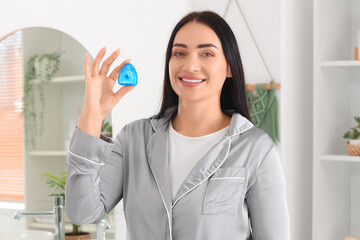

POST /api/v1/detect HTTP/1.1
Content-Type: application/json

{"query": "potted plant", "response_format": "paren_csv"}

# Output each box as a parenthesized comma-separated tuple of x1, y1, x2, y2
(40, 171, 91, 240)
(343, 116, 360, 156)
(21, 51, 63, 149)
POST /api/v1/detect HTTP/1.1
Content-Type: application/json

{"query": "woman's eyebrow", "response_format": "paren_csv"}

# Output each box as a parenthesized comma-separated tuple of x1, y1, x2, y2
(172, 43, 218, 49)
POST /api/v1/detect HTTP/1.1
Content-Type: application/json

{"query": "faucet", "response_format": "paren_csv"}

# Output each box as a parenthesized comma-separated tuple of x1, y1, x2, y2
(13, 196, 65, 240)
(97, 215, 111, 240)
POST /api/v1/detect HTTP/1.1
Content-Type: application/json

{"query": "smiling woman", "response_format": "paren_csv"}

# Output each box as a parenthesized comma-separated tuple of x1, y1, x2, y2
(168, 21, 232, 131)
(156, 12, 249, 139)
(65, 10, 290, 240)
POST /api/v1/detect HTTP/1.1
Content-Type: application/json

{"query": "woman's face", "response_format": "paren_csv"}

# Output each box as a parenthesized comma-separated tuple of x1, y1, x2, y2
(169, 21, 231, 103)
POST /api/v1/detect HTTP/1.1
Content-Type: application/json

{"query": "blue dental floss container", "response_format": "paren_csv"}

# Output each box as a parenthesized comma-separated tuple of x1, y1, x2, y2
(118, 63, 138, 86)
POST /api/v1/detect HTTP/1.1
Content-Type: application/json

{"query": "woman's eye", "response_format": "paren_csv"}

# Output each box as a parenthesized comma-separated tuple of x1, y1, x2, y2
(202, 52, 213, 57)
(174, 52, 184, 57)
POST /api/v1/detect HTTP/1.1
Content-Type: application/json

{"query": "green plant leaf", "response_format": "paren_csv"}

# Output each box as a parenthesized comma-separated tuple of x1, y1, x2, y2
(39, 171, 66, 195)
(22, 51, 64, 149)
(40, 170, 81, 232)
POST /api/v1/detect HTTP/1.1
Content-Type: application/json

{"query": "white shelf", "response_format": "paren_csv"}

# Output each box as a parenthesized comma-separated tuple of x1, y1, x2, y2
(31, 75, 85, 84)
(320, 60, 360, 68)
(29, 151, 68, 156)
(319, 154, 360, 162)
(313, 0, 360, 238)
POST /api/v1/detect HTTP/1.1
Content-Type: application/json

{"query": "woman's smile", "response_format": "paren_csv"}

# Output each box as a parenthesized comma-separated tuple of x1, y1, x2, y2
(178, 77, 205, 87)
(178, 74, 206, 87)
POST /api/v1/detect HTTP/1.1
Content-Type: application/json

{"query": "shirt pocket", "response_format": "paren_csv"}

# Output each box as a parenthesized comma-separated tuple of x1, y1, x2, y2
(203, 167, 246, 215)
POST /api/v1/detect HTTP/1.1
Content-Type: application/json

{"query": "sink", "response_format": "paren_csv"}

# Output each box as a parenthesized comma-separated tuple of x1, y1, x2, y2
(0, 230, 55, 240)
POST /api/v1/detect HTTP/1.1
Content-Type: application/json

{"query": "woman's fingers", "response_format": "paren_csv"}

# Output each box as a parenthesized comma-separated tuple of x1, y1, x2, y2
(108, 59, 131, 81)
(84, 53, 91, 80)
(99, 48, 120, 76)
(114, 85, 135, 104)
(91, 47, 106, 77)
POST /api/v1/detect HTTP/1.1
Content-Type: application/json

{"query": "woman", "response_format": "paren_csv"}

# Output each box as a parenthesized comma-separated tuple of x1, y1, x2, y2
(65, 10, 290, 240)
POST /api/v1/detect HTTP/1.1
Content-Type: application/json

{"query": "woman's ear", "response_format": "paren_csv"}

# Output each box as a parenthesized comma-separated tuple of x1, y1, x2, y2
(227, 66, 232, 78)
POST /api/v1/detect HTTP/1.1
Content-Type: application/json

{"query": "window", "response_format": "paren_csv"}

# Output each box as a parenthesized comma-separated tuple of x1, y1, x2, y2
(0, 31, 24, 201)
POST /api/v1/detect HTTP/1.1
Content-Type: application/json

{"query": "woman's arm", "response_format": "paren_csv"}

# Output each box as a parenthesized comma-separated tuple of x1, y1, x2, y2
(246, 146, 291, 240)
(65, 124, 127, 225)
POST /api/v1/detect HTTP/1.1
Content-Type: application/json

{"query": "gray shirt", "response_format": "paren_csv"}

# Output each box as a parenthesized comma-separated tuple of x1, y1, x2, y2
(65, 105, 290, 240)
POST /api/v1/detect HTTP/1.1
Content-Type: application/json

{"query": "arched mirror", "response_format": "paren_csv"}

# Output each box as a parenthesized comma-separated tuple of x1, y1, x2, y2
(0, 27, 114, 239)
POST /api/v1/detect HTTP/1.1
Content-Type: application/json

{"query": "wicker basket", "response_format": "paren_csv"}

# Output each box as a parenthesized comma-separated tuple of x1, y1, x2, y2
(346, 144, 360, 156)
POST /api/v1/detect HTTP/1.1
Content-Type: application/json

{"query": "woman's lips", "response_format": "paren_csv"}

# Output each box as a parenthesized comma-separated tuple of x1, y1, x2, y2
(179, 75, 205, 80)
(178, 77, 205, 87)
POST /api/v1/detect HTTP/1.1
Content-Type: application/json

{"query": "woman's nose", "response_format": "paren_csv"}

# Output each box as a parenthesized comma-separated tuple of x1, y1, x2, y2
(183, 55, 201, 72)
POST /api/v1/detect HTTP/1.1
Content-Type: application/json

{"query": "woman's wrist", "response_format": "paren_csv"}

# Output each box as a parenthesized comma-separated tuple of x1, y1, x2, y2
(77, 114, 104, 138)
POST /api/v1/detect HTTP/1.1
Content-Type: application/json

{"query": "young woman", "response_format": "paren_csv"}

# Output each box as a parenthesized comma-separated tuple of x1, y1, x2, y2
(65, 11, 290, 240)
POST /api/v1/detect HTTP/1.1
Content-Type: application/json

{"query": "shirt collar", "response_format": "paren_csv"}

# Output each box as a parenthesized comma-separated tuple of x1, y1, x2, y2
(149, 105, 254, 138)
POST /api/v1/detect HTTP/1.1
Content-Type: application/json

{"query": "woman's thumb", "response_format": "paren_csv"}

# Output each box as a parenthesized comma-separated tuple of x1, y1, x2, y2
(114, 85, 135, 103)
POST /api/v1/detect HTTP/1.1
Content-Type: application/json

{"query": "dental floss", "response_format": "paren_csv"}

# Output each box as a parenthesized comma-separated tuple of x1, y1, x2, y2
(118, 63, 138, 86)
(113, 62, 138, 93)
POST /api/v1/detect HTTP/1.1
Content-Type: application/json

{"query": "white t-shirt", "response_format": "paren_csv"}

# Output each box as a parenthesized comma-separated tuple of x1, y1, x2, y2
(168, 120, 230, 200)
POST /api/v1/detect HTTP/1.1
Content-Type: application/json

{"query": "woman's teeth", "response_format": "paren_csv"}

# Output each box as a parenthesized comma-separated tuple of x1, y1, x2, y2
(181, 78, 204, 83)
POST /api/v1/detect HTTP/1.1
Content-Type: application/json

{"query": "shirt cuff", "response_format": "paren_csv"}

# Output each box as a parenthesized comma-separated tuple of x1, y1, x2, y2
(67, 127, 115, 166)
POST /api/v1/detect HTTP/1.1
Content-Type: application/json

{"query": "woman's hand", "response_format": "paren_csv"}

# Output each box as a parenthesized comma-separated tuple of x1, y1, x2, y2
(77, 47, 135, 137)
(81, 47, 135, 120)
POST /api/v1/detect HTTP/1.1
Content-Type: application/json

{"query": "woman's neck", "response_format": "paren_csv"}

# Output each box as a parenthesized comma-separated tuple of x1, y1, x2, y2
(171, 101, 231, 137)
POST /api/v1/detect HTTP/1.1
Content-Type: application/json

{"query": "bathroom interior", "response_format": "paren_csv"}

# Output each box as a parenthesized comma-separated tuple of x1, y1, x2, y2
(1, 0, 360, 239)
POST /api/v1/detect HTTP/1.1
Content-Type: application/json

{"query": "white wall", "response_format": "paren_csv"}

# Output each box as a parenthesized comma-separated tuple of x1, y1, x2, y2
(282, 0, 313, 239)
(0, 0, 314, 239)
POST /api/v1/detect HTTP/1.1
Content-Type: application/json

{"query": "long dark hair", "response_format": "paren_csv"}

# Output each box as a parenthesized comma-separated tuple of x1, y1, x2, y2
(152, 10, 252, 123)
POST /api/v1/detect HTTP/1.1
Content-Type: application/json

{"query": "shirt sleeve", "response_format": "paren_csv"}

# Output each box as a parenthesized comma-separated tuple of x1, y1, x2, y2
(246, 146, 291, 240)
(65, 125, 127, 225)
